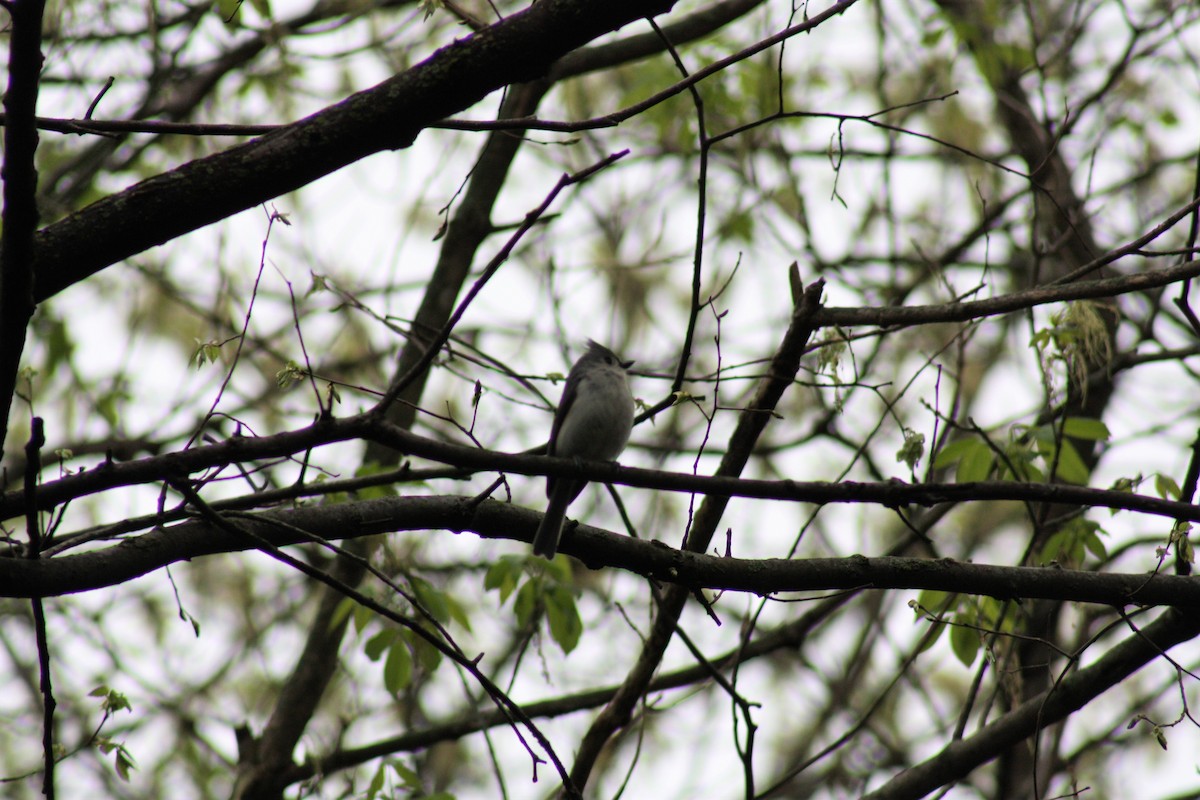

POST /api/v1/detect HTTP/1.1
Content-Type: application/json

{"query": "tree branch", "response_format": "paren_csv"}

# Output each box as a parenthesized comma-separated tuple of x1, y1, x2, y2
(7, 413, 1200, 539)
(0, 0, 47, 456)
(281, 593, 849, 786)
(816, 236, 1200, 329)
(860, 608, 1200, 800)
(29, 0, 680, 305)
(567, 279, 826, 789)
(6, 493, 1200, 608)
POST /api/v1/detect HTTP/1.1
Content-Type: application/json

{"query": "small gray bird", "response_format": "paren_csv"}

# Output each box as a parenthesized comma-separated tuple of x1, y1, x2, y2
(532, 341, 635, 559)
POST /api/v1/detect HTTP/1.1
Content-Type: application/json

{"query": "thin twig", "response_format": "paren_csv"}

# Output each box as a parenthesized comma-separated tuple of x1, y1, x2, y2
(25, 419, 55, 800)
(83, 76, 114, 120)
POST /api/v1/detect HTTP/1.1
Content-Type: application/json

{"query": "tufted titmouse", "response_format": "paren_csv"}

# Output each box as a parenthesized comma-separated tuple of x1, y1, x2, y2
(532, 341, 635, 558)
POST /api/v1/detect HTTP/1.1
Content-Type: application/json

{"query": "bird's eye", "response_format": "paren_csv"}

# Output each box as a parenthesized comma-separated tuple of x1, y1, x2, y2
(605, 356, 613, 364)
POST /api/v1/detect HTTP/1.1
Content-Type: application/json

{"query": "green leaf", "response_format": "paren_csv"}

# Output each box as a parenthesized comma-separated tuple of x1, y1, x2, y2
(419, 0, 443, 21)
(931, 438, 978, 470)
(911, 593, 950, 652)
(366, 762, 387, 798)
(1008, 458, 1044, 483)
(1179, 534, 1195, 571)
(957, 440, 995, 483)
(917, 618, 946, 652)
(192, 339, 225, 368)
(484, 556, 522, 603)
(816, 328, 848, 376)
(545, 586, 583, 654)
(1062, 417, 1110, 441)
(115, 752, 135, 781)
(513, 579, 538, 628)
(102, 741, 136, 782)
(719, 207, 756, 243)
(1029, 326, 1054, 352)
(402, 628, 443, 673)
(444, 594, 472, 631)
(1083, 529, 1108, 560)
(949, 622, 979, 667)
(276, 360, 306, 389)
(915, 589, 950, 614)
(410, 577, 469, 629)
(390, 760, 422, 790)
(1040, 528, 1079, 565)
(1172, 521, 1193, 569)
(978, 596, 1004, 629)
(364, 629, 395, 661)
(1109, 474, 1140, 494)
(931, 438, 998, 482)
(383, 640, 413, 694)
(1050, 438, 1090, 485)
(354, 602, 375, 634)
(896, 428, 925, 470)
(307, 271, 331, 295)
(542, 554, 574, 582)
(1039, 518, 1105, 567)
(1155, 473, 1182, 500)
(90, 686, 132, 714)
(411, 577, 448, 622)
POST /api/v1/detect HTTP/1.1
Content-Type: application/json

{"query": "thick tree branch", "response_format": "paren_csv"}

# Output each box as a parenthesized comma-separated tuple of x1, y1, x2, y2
(0, 0, 773, 140)
(4, 493, 1199, 608)
(28, 0, 678, 304)
(0, 0, 47, 456)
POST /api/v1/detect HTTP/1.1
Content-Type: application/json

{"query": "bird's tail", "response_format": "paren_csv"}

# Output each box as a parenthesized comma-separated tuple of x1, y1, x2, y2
(532, 481, 577, 558)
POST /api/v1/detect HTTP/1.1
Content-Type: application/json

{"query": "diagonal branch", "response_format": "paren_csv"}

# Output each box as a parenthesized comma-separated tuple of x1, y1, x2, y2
(28, 0, 678, 305)
(860, 608, 1200, 800)
(567, 279, 826, 790)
